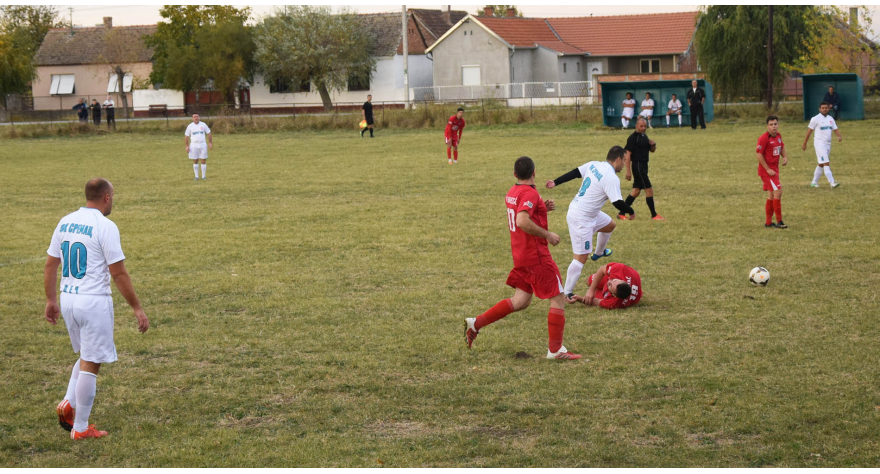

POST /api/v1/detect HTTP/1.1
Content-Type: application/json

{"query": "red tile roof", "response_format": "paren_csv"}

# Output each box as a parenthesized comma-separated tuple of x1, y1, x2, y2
(535, 40, 585, 55)
(547, 12, 698, 56)
(474, 17, 559, 48)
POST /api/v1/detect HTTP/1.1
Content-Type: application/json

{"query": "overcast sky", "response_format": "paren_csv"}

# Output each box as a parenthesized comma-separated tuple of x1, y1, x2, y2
(56, 3, 880, 40)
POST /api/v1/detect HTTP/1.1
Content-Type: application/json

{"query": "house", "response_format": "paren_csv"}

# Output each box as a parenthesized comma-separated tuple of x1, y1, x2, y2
(425, 10, 699, 87)
(249, 8, 466, 110)
(31, 17, 156, 111)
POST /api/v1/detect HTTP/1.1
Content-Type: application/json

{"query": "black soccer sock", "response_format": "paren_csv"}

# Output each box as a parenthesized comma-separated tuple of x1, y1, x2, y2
(646, 197, 657, 218)
(625, 195, 636, 207)
(361, 128, 365, 136)
(369, 127, 374, 137)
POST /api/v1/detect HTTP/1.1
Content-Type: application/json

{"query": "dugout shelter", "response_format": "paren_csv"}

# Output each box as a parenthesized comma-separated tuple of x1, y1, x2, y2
(600, 79, 714, 128)
(802, 73, 864, 121)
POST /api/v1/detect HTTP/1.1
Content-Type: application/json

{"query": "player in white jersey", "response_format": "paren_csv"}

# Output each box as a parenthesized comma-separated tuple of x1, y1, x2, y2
(185, 114, 213, 180)
(802, 101, 843, 188)
(45, 178, 148, 440)
(638, 92, 655, 128)
(666, 94, 682, 128)
(546, 146, 635, 302)
(621, 93, 636, 129)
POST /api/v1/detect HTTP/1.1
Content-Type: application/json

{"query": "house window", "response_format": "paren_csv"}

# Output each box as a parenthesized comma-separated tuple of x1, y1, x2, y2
(348, 75, 370, 92)
(577, 62, 580, 73)
(640, 59, 661, 73)
(462, 65, 481, 85)
(50, 74, 75, 95)
(563, 63, 567, 73)
(270, 78, 310, 94)
(107, 73, 133, 93)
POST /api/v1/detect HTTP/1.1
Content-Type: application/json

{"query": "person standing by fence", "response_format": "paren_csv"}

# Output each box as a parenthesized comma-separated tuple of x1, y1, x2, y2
(89, 100, 101, 126)
(103, 96, 116, 130)
(687, 80, 706, 130)
(73, 99, 88, 123)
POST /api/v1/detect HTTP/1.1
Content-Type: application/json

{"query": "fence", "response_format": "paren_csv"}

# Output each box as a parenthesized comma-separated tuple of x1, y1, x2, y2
(412, 81, 596, 102)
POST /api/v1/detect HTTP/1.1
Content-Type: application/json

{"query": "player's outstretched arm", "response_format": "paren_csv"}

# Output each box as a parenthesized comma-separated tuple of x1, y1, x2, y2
(579, 264, 607, 306)
(109, 261, 149, 333)
(549, 168, 582, 188)
(515, 211, 560, 246)
(44, 256, 61, 324)
(802, 128, 813, 151)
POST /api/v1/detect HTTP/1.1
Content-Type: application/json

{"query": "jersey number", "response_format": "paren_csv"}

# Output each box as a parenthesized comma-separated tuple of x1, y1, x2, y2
(61, 241, 87, 279)
(577, 177, 592, 197)
(507, 208, 517, 232)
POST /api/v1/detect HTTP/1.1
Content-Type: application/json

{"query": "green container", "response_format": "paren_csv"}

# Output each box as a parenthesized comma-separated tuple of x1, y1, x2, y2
(600, 78, 713, 128)
(802, 73, 863, 121)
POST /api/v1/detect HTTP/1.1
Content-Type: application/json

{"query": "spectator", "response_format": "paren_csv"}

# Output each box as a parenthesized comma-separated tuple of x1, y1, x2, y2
(103, 95, 116, 130)
(638, 92, 655, 129)
(686, 79, 706, 129)
(89, 99, 102, 125)
(73, 99, 88, 123)
(666, 93, 682, 128)
(823, 86, 840, 120)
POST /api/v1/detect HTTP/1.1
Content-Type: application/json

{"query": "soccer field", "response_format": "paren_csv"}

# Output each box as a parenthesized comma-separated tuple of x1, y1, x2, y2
(2, 122, 879, 467)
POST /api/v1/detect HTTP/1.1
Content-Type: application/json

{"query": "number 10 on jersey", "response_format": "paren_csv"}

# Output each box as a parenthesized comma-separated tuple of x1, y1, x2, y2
(507, 208, 517, 232)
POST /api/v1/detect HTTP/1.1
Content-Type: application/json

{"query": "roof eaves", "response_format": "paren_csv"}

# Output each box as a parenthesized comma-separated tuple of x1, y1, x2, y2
(425, 14, 512, 53)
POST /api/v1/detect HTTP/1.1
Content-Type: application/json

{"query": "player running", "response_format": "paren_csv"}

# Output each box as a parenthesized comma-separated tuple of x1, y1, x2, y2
(571, 262, 642, 309)
(445, 108, 465, 164)
(802, 101, 842, 188)
(621, 92, 635, 129)
(545, 146, 635, 302)
(464, 156, 582, 360)
(45, 178, 148, 440)
(621, 117, 664, 220)
(756, 115, 788, 228)
(185, 114, 212, 180)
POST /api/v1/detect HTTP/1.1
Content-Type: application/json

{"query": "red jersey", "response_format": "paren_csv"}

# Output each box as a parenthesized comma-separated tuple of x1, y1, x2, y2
(445, 115, 465, 139)
(756, 131, 784, 170)
(505, 184, 552, 267)
(595, 262, 642, 309)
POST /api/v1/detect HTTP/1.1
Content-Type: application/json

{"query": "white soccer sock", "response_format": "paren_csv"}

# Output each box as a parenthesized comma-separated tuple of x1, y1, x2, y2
(73, 371, 97, 432)
(564, 259, 584, 295)
(193, 164, 199, 178)
(64, 359, 81, 405)
(621, 118, 628, 128)
(812, 166, 823, 184)
(201, 164, 207, 178)
(678, 115, 682, 125)
(823, 166, 835, 184)
(595, 231, 612, 255)
(666, 115, 670, 125)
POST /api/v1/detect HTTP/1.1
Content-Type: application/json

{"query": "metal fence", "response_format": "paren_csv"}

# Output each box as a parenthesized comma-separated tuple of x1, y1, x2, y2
(413, 81, 596, 102)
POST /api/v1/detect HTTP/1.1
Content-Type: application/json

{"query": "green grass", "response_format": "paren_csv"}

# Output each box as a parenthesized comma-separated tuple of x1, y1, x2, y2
(1, 122, 880, 467)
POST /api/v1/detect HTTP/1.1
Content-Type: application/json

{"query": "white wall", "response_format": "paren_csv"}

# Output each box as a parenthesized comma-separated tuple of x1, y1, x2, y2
(559, 56, 586, 82)
(133, 89, 184, 110)
(532, 48, 560, 83)
(511, 50, 533, 83)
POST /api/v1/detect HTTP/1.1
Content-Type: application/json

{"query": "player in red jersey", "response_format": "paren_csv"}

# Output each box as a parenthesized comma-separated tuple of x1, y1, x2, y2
(756, 115, 789, 229)
(571, 262, 642, 309)
(445, 108, 465, 164)
(464, 156, 582, 360)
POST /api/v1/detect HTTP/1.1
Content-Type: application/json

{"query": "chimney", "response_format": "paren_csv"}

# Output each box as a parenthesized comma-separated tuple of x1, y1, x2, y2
(103, 16, 112, 30)
(443, 5, 451, 25)
(850, 7, 858, 29)
(506, 8, 516, 18)
(483, 6, 494, 17)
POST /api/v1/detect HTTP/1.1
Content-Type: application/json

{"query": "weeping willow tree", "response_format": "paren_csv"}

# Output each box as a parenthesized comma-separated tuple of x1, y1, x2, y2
(695, 6, 821, 106)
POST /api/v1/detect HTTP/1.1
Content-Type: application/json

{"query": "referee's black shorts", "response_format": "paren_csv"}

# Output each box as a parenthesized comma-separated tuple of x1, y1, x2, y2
(631, 161, 652, 189)
(365, 116, 374, 126)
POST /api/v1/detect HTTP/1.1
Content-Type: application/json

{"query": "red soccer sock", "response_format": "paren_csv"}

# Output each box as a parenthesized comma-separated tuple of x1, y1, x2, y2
(453, 150, 459, 161)
(765, 199, 774, 225)
(474, 299, 515, 330)
(547, 308, 565, 353)
(773, 199, 782, 223)
(447, 148, 452, 159)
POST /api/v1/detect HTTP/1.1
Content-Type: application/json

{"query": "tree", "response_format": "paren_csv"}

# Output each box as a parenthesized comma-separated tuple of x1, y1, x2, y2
(793, 6, 877, 76)
(97, 28, 146, 118)
(253, 6, 376, 111)
(695, 6, 820, 105)
(194, 20, 256, 105)
(475, 6, 523, 18)
(0, 6, 61, 110)
(0, 31, 34, 110)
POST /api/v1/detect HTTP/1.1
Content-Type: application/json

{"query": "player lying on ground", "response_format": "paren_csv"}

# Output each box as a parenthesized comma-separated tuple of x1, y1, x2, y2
(445, 108, 465, 164)
(464, 156, 582, 360)
(802, 101, 842, 188)
(545, 146, 635, 303)
(570, 262, 642, 309)
(756, 115, 788, 229)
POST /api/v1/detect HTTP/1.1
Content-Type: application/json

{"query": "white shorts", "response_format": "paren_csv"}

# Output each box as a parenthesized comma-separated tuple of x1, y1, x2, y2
(668, 109, 681, 115)
(60, 293, 117, 364)
(188, 142, 208, 159)
(639, 110, 653, 118)
(567, 211, 613, 255)
(814, 142, 831, 165)
(623, 110, 634, 119)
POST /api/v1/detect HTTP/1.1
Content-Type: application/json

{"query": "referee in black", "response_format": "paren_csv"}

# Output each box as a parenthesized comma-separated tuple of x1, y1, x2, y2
(620, 117, 664, 220)
(687, 79, 706, 130)
(360, 94, 374, 138)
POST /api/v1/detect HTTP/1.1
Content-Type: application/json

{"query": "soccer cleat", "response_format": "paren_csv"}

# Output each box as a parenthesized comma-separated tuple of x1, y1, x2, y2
(617, 214, 628, 220)
(71, 424, 108, 440)
(765, 223, 776, 228)
(652, 215, 665, 221)
(810, 182, 819, 188)
(591, 249, 612, 261)
(56, 400, 75, 432)
(448, 159, 452, 165)
(831, 182, 840, 188)
(547, 346, 582, 361)
(464, 318, 479, 349)
(776, 221, 788, 229)
(193, 177, 199, 181)
(201, 177, 206, 180)
(453, 160, 458, 164)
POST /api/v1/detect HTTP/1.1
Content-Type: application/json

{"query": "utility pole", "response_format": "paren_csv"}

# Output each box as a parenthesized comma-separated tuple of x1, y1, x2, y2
(402, 5, 409, 109)
(766, 5, 773, 110)
(69, 7, 74, 36)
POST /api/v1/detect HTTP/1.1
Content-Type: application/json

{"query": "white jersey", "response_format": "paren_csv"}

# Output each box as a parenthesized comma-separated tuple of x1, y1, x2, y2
(102, 99, 114, 108)
(567, 161, 623, 220)
(185, 122, 211, 144)
(622, 99, 636, 117)
(47, 207, 125, 296)
(641, 99, 655, 110)
(808, 113, 837, 144)
(668, 99, 682, 112)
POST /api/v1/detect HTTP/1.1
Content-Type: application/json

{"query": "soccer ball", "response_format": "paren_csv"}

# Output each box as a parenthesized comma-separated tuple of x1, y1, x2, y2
(749, 267, 770, 286)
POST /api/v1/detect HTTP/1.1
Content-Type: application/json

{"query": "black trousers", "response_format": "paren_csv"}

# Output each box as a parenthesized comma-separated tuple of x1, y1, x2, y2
(691, 104, 706, 129)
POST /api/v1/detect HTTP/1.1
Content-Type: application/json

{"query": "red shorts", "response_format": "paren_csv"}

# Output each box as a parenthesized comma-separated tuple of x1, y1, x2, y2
(759, 171, 781, 191)
(506, 260, 564, 299)
(445, 136, 459, 148)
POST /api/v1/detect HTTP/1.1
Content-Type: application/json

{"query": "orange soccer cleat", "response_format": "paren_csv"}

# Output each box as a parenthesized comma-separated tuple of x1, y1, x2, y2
(71, 424, 108, 440)
(464, 318, 479, 349)
(56, 399, 75, 432)
(652, 215, 666, 221)
(547, 346, 583, 361)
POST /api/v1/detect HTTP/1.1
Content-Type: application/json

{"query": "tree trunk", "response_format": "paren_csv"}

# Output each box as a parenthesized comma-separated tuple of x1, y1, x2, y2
(317, 83, 333, 112)
(115, 66, 130, 118)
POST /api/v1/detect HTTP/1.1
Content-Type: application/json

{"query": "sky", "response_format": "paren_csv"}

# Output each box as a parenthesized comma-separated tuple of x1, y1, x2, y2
(56, 3, 880, 40)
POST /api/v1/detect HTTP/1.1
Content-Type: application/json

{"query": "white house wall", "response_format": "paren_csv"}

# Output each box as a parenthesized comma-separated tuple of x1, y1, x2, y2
(558, 56, 586, 82)
(510, 49, 533, 83)
(431, 20, 510, 86)
(532, 48, 560, 83)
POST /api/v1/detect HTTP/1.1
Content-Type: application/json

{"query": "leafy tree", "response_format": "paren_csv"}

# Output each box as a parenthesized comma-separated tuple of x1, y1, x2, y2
(0, 6, 61, 110)
(253, 6, 377, 111)
(475, 6, 523, 18)
(0, 31, 34, 110)
(695, 6, 820, 104)
(794, 6, 877, 76)
(97, 28, 147, 117)
(193, 20, 256, 104)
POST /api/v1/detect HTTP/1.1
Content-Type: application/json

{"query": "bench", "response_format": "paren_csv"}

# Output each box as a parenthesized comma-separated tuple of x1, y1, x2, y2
(148, 104, 168, 117)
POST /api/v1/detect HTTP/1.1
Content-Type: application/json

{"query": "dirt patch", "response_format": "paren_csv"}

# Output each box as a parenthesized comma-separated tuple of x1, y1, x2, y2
(219, 414, 280, 429)
(365, 420, 437, 438)
(515, 351, 533, 359)
(685, 432, 759, 447)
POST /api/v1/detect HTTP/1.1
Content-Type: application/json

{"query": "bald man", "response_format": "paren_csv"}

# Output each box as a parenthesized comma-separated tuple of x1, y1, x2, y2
(45, 178, 148, 440)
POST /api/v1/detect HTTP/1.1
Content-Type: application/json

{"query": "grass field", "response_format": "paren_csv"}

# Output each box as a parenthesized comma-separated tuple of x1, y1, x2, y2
(2, 121, 880, 467)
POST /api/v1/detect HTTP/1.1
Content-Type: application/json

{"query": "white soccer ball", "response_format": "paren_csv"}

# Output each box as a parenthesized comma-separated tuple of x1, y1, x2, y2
(749, 267, 770, 286)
